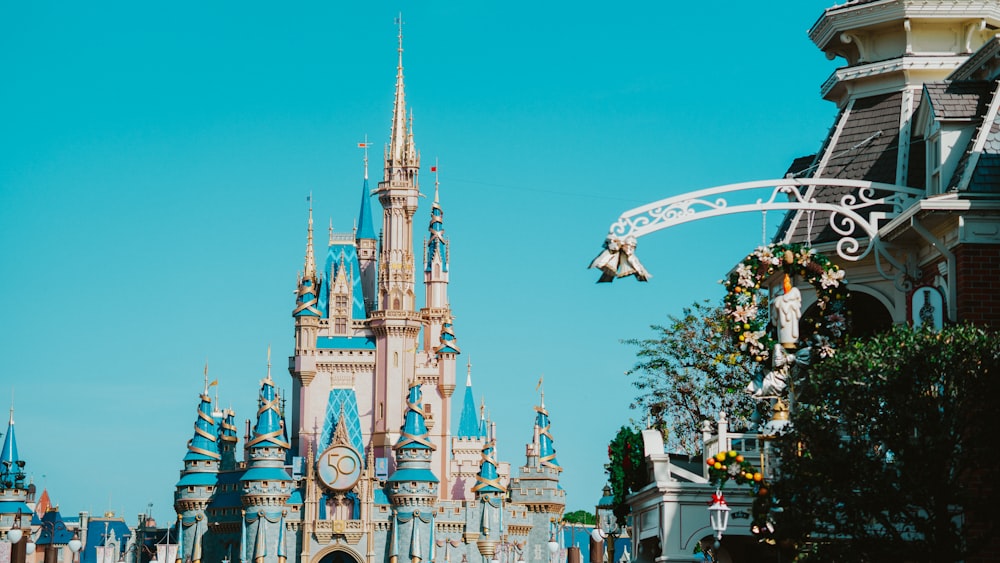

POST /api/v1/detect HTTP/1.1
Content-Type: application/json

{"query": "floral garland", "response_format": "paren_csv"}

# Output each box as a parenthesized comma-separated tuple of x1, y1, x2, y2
(706, 450, 772, 533)
(723, 243, 849, 366)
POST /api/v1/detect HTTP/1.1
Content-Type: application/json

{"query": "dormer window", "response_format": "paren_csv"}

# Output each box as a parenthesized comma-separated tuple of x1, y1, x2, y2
(928, 133, 942, 194)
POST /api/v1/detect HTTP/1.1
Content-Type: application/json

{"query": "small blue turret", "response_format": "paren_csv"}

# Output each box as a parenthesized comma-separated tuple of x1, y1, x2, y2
(386, 382, 439, 508)
(535, 395, 560, 471)
(0, 405, 33, 546)
(175, 373, 221, 563)
(240, 354, 292, 563)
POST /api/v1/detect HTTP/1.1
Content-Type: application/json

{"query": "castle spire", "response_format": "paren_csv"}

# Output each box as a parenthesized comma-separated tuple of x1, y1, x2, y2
(0, 402, 23, 486)
(304, 194, 316, 280)
(457, 359, 483, 438)
(425, 162, 447, 273)
(389, 14, 409, 167)
(534, 396, 561, 471)
(472, 421, 505, 496)
(294, 201, 322, 318)
(358, 139, 377, 241)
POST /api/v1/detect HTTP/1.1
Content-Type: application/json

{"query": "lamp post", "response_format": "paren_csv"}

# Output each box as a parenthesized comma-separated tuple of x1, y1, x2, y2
(706, 490, 730, 560)
(4, 509, 27, 563)
(68, 531, 83, 563)
(546, 520, 561, 563)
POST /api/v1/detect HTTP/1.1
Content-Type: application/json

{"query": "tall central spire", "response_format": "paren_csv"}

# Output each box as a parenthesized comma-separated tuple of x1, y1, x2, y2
(389, 14, 410, 167)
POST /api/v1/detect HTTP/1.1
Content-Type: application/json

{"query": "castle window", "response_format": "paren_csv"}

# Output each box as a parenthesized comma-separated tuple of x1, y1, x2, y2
(335, 318, 347, 333)
(335, 296, 348, 309)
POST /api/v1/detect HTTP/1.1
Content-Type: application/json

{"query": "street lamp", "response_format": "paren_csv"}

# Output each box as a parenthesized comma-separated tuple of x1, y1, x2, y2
(68, 531, 83, 563)
(546, 520, 560, 563)
(707, 491, 730, 541)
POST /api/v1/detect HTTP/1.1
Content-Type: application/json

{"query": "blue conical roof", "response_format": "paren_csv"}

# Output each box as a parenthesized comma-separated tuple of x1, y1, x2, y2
(294, 278, 322, 318)
(456, 372, 482, 439)
(535, 402, 560, 469)
(1, 408, 20, 472)
(395, 383, 434, 451)
(472, 436, 504, 495)
(184, 392, 221, 462)
(249, 376, 290, 450)
(425, 196, 447, 273)
(357, 178, 376, 240)
(435, 319, 460, 355)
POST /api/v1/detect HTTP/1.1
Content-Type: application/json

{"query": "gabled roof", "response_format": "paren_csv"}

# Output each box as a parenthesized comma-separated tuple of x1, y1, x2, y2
(924, 81, 991, 121)
(319, 389, 364, 454)
(318, 244, 366, 321)
(37, 509, 74, 545)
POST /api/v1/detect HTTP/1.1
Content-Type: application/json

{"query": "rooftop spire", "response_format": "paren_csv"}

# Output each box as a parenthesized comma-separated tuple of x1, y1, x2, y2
(1, 399, 22, 481)
(304, 194, 316, 279)
(183, 377, 221, 462)
(357, 139, 377, 241)
(457, 359, 483, 439)
(534, 394, 561, 471)
(389, 14, 410, 167)
(425, 164, 448, 272)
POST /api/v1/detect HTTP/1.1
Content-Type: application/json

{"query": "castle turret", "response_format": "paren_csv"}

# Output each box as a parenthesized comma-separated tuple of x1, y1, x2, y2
(175, 373, 221, 563)
(292, 202, 321, 384)
(0, 405, 32, 560)
(369, 20, 424, 460)
(386, 382, 438, 563)
(473, 423, 505, 562)
(219, 408, 239, 472)
(241, 356, 292, 563)
(421, 168, 451, 353)
(510, 391, 565, 554)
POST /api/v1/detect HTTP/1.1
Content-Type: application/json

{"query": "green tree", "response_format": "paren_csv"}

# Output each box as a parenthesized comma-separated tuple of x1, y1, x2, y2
(605, 425, 647, 527)
(773, 325, 1000, 562)
(563, 510, 596, 525)
(623, 300, 760, 454)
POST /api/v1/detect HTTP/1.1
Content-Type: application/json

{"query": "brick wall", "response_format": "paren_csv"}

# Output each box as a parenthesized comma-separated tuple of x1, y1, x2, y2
(954, 243, 1000, 328)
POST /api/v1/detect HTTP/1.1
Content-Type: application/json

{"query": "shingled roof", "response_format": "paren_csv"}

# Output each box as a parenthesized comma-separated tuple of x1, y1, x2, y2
(924, 81, 992, 121)
(780, 91, 903, 244)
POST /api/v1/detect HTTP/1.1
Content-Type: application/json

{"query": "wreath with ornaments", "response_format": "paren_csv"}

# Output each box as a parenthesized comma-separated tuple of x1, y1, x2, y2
(707, 450, 774, 535)
(723, 243, 849, 366)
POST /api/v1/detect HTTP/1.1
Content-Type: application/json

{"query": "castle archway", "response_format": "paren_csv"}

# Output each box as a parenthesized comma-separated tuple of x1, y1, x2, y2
(312, 545, 364, 563)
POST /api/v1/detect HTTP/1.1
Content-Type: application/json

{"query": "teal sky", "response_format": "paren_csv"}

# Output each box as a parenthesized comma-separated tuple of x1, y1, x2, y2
(2, 1, 840, 523)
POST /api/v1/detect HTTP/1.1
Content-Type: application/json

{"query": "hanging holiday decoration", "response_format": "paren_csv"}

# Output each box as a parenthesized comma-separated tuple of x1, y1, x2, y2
(723, 243, 849, 369)
(705, 450, 772, 536)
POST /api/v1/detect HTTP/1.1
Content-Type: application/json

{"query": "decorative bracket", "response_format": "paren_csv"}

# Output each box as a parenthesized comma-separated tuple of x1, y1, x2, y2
(592, 178, 924, 289)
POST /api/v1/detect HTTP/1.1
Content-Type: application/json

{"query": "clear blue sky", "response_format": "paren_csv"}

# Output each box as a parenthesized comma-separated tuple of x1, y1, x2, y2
(1, 1, 840, 525)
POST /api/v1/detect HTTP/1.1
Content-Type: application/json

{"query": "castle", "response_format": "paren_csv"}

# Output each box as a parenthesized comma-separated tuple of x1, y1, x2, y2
(170, 24, 566, 563)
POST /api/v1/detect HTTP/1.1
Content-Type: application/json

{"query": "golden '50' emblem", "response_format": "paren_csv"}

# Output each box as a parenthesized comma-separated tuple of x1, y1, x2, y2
(317, 445, 363, 491)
